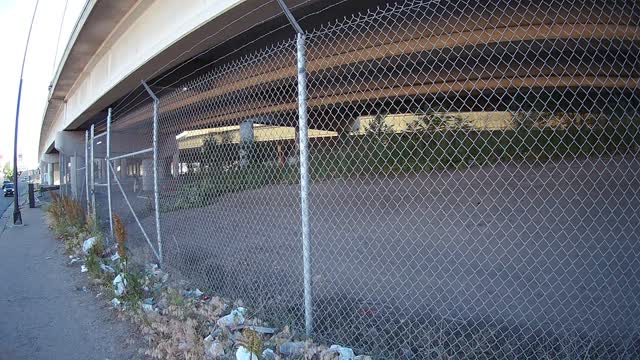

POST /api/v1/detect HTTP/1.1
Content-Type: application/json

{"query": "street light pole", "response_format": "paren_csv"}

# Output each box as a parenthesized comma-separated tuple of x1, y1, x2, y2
(13, 0, 40, 225)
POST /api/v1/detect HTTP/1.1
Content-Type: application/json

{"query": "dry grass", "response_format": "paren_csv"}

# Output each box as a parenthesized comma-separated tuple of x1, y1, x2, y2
(46, 192, 87, 251)
(113, 213, 127, 258)
(127, 288, 227, 360)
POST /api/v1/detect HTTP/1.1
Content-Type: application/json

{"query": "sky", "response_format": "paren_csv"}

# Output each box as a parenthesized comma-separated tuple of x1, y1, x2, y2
(0, 0, 85, 169)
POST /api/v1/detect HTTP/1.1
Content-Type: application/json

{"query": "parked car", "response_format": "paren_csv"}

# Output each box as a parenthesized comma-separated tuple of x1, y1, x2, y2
(3, 183, 14, 197)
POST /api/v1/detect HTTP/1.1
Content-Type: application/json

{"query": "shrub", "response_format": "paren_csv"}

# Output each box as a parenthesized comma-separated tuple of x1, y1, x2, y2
(167, 116, 639, 211)
(46, 192, 86, 242)
(113, 213, 127, 258)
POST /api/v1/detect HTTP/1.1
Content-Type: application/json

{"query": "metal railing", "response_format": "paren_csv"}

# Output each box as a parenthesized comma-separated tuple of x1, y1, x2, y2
(61, 0, 640, 358)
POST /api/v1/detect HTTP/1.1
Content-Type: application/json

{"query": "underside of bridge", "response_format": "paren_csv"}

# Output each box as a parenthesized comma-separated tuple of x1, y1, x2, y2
(97, 0, 638, 165)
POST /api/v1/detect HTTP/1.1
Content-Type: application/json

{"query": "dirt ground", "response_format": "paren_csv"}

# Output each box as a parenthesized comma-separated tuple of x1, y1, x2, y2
(122, 155, 639, 347)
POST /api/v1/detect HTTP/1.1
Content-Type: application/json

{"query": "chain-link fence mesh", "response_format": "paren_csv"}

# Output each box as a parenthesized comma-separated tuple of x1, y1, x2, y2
(109, 107, 160, 265)
(75, 156, 87, 211)
(57, 0, 640, 357)
(156, 38, 304, 327)
(90, 133, 111, 237)
(301, 1, 640, 357)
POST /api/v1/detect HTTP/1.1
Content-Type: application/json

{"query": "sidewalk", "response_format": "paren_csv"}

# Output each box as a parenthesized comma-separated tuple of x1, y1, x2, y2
(0, 206, 144, 360)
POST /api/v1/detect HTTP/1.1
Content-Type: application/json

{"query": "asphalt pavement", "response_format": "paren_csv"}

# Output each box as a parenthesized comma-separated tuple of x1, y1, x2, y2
(0, 198, 145, 359)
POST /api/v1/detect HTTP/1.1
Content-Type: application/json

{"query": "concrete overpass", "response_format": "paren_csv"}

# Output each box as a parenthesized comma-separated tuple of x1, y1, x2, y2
(39, 0, 639, 184)
(38, 0, 344, 183)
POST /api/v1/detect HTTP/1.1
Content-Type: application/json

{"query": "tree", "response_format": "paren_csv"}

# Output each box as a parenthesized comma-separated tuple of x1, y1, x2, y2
(2, 162, 12, 180)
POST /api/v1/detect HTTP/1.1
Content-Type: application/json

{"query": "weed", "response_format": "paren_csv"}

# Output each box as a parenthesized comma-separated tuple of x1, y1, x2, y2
(119, 271, 145, 305)
(167, 288, 185, 307)
(238, 329, 263, 356)
(112, 213, 128, 272)
(45, 193, 94, 256)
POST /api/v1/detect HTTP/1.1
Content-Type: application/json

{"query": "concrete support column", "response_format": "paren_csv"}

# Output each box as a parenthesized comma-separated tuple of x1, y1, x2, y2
(54, 130, 86, 190)
(59, 154, 65, 192)
(69, 156, 79, 198)
(47, 163, 54, 185)
(239, 119, 254, 167)
(172, 151, 180, 177)
(119, 159, 127, 179)
(53, 162, 60, 185)
(142, 158, 153, 191)
(159, 134, 179, 179)
(41, 153, 59, 186)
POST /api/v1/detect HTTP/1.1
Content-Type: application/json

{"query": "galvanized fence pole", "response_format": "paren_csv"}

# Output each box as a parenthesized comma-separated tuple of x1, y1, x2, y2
(277, 0, 313, 337)
(90, 124, 96, 220)
(106, 108, 114, 238)
(142, 81, 163, 265)
(85, 130, 90, 214)
(59, 153, 64, 196)
(296, 32, 313, 338)
(73, 151, 77, 200)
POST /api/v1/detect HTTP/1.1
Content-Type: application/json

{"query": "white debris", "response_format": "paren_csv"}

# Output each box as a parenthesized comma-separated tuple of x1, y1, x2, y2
(279, 342, 306, 358)
(100, 264, 115, 273)
(82, 237, 97, 254)
(141, 303, 154, 312)
(147, 263, 169, 282)
(321, 345, 355, 360)
(184, 288, 204, 298)
(236, 346, 259, 360)
(113, 273, 127, 296)
(216, 307, 246, 329)
(80, 265, 88, 273)
(110, 253, 120, 262)
(203, 335, 225, 358)
(111, 298, 121, 307)
(262, 349, 276, 360)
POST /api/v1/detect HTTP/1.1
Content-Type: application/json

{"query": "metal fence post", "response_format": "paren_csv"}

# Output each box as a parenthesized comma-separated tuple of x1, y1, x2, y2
(106, 108, 114, 238)
(90, 124, 96, 220)
(142, 81, 163, 266)
(277, 0, 313, 337)
(59, 153, 64, 196)
(85, 130, 90, 214)
(296, 31, 313, 339)
(72, 151, 77, 199)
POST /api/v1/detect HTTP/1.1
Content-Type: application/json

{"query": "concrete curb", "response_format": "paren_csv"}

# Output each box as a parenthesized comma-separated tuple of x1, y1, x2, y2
(0, 202, 16, 235)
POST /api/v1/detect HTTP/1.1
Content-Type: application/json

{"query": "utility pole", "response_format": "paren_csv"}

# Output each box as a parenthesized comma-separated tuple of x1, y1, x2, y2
(13, 0, 40, 225)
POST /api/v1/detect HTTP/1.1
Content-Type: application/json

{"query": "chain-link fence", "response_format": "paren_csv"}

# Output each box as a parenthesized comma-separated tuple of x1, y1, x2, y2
(57, 0, 640, 358)
(109, 105, 161, 266)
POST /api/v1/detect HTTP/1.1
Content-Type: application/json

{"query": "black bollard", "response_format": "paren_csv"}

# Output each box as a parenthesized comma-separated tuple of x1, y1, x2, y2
(28, 183, 35, 208)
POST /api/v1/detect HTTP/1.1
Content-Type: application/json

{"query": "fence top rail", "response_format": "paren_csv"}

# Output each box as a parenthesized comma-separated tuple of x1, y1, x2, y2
(108, 147, 153, 161)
